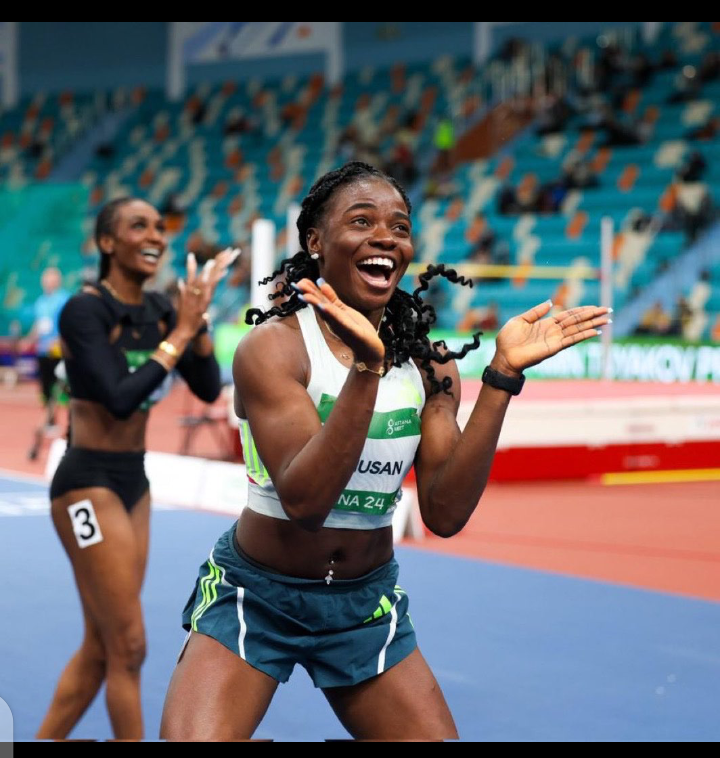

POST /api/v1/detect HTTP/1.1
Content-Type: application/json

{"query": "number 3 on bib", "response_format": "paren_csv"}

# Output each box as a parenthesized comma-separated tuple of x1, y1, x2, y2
(68, 500, 104, 549)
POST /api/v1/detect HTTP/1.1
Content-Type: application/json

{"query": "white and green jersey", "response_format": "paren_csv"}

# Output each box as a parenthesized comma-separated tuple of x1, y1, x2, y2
(241, 306, 426, 530)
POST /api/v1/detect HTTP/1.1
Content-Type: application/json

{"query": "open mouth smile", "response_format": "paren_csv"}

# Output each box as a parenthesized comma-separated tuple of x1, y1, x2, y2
(355, 255, 397, 289)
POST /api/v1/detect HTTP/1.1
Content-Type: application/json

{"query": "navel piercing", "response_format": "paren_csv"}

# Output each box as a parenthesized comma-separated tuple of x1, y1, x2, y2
(325, 559, 335, 585)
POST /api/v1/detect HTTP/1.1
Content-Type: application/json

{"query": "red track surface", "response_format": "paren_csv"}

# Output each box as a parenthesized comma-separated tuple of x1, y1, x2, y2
(1, 380, 718, 603)
(418, 479, 720, 603)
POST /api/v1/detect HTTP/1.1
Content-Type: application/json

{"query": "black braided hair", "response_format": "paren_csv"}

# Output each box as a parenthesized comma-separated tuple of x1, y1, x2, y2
(94, 197, 137, 280)
(246, 162, 481, 395)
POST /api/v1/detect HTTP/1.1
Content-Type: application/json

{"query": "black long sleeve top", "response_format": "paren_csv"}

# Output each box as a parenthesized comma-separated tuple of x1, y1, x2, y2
(59, 285, 221, 420)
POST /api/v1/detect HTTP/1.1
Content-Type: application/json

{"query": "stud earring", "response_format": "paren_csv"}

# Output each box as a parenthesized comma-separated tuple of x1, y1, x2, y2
(311, 253, 319, 260)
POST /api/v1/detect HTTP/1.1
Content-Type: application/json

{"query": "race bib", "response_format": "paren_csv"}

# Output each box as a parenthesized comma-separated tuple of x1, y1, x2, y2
(68, 500, 104, 549)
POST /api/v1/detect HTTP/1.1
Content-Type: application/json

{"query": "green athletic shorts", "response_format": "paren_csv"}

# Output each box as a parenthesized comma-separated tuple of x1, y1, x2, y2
(181, 522, 417, 688)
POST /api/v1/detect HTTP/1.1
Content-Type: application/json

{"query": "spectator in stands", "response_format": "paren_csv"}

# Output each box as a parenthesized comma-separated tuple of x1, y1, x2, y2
(677, 151, 708, 183)
(635, 300, 672, 336)
(337, 124, 360, 162)
(385, 142, 418, 187)
(467, 214, 512, 280)
(457, 302, 500, 332)
(516, 175, 540, 213)
(671, 181, 715, 242)
(161, 193, 186, 219)
(629, 209, 655, 233)
(185, 232, 223, 267)
(468, 213, 496, 258)
(600, 110, 650, 147)
(280, 101, 306, 129)
(224, 113, 249, 135)
(224, 109, 262, 141)
(339, 119, 382, 168)
(535, 95, 574, 136)
(19, 267, 71, 460)
(667, 65, 702, 103)
(579, 95, 610, 130)
(385, 113, 419, 187)
(686, 116, 720, 141)
(536, 180, 568, 214)
(498, 37, 529, 64)
(674, 296, 694, 338)
(433, 115, 455, 175)
(468, 242, 493, 280)
(595, 39, 626, 92)
(498, 174, 543, 216)
(698, 52, 720, 84)
(561, 156, 600, 190)
(632, 53, 655, 88)
(423, 159, 460, 200)
(497, 183, 519, 215)
(188, 97, 207, 127)
(658, 50, 678, 71)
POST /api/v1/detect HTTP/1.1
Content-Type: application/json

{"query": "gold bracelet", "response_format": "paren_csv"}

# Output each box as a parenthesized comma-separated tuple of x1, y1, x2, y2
(354, 361, 385, 377)
(158, 340, 180, 359)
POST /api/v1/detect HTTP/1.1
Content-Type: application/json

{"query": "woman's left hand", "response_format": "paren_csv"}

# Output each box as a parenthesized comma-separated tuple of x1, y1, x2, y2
(187, 247, 242, 310)
(494, 300, 611, 375)
(199, 247, 241, 307)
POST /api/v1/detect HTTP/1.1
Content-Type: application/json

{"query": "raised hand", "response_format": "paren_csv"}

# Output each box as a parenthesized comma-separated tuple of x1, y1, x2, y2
(294, 278, 385, 367)
(176, 249, 241, 336)
(494, 300, 611, 375)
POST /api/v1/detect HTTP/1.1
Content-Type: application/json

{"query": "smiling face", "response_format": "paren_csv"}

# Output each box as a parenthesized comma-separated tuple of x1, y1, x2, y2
(306, 178, 414, 314)
(99, 199, 167, 280)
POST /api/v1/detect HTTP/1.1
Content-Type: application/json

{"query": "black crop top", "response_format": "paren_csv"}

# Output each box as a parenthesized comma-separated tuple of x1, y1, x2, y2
(59, 285, 221, 420)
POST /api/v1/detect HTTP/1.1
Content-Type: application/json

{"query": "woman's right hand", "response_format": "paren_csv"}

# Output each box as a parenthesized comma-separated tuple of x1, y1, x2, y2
(294, 278, 385, 368)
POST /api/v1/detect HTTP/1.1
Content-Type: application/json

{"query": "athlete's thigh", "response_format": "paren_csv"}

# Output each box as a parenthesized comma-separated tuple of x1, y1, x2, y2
(51, 488, 145, 634)
(323, 647, 458, 741)
(161, 632, 279, 741)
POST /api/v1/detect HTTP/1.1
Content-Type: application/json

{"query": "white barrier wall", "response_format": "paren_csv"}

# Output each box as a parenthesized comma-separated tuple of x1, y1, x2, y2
(459, 395, 720, 449)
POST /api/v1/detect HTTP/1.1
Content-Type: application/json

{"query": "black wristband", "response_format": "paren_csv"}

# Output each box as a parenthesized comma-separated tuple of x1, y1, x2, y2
(482, 365, 525, 396)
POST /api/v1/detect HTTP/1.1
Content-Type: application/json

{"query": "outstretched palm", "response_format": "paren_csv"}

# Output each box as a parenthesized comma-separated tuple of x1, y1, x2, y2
(496, 301, 611, 374)
(294, 278, 385, 364)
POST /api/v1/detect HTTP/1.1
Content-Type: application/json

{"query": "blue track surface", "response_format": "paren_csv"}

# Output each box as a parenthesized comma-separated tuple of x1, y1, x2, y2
(1, 473, 719, 741)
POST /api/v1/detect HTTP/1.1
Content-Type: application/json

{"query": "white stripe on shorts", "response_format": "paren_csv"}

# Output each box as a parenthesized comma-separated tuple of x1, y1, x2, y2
(236, 587, 247, 660)
(377, 593, 400, 675)
(177, 630, 192, 663)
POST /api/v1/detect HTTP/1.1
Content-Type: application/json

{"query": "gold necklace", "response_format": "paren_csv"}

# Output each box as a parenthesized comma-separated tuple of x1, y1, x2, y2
(325, 308, 385, 361)
(101, 279, 141, 305)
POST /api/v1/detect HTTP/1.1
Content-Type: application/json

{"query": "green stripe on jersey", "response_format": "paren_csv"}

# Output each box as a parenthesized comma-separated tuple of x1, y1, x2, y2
(334, 489, 399, 515)
(317, 394, 420, 440)
(240, 420, 270, 486)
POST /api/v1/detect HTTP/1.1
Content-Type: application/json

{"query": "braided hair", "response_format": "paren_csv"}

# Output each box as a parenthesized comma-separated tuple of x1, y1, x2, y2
(94, 197, 137, 280)
(246, 162, 481, 395)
